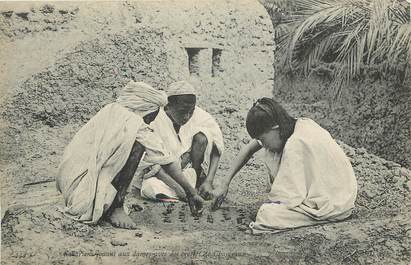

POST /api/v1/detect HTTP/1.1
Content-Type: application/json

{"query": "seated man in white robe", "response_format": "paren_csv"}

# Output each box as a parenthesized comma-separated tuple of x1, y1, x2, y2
(56, 81, 204, 229)
(135, 81, 224, 201)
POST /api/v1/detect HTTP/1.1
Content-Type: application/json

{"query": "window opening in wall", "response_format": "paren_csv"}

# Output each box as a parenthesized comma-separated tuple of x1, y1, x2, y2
(186, 48, 202, 76)
(212, 48, 222, 77)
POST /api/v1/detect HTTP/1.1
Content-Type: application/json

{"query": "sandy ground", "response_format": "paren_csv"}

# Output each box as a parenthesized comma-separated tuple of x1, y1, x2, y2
(1, 2, 410, 265)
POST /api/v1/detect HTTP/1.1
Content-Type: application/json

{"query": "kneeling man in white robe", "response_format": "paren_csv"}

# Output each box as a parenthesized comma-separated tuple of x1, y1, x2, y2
(135, 81, 224, 201)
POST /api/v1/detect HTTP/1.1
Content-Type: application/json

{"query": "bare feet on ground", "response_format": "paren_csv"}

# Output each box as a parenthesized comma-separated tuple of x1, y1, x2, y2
(107, 207, 137, 229)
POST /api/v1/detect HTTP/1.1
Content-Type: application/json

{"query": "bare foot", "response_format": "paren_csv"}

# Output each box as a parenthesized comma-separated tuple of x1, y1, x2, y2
(107, 207, 137, 229)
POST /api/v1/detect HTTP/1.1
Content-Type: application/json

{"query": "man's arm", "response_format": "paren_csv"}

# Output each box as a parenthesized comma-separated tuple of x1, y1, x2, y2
(156, 168, 187, 201)
(198, 143, 221, 199)
(206, 144, 221, 183)
(162, 162, 196, 196)
(161, 161, 203, 215)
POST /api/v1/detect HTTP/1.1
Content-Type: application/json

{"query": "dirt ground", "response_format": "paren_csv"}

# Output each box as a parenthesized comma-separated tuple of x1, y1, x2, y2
(1, 2, 410, 265)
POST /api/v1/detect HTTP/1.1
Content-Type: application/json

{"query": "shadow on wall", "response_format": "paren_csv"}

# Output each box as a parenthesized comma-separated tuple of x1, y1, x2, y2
(273, 74, 411, 168)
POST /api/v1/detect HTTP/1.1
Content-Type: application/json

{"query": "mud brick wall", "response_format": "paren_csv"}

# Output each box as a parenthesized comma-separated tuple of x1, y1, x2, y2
(3, 28, 170, 127)
(132, 0, 274, 91)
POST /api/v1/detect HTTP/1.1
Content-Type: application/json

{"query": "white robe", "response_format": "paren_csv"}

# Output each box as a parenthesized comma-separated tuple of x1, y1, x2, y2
(135, 106, 224, 200)
(250, 118, 358, 234)
(56, 103, 174, 223)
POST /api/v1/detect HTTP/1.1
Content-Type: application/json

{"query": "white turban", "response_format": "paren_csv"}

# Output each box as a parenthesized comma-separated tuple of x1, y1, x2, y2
(167, 81, 196, 97)
(116, 81, 168, 116)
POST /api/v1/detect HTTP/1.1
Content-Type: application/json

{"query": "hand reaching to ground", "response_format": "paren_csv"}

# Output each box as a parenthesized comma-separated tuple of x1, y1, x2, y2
(198, 181, 213, 200)
(210, 185, 229, 211)
(187, 193, 204, 217)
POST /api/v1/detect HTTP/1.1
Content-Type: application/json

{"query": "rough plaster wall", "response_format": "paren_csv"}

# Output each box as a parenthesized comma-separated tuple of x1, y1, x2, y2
(131, 0, 274, 92)
(0, 1, 140, 105)
(3, 27, 170, 128)
(1, 0, 275, 127)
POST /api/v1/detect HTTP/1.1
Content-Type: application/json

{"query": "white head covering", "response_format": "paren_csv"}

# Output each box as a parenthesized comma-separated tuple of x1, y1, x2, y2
(167, 81, 196, 97)
(116, 81, 168, 116)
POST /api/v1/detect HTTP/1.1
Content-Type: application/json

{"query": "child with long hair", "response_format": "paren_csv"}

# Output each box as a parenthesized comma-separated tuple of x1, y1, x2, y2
(211, 97, 357, 234)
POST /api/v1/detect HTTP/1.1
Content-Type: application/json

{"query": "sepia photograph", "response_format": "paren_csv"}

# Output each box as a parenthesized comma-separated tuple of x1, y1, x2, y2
(0, 0, 410, 264)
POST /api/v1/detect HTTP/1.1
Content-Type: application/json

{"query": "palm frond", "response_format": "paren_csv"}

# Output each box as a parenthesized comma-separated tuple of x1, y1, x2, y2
(263, 0, 411, 96)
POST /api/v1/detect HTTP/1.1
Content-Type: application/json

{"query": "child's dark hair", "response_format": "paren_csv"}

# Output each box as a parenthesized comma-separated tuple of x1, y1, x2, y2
(246, 97, 296, 143)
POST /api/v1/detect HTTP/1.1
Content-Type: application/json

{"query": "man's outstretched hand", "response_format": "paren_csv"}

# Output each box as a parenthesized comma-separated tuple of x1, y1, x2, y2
(198, 181, 214, 200)
(210, 185, 229, 211)
(187, 193, 204, 217)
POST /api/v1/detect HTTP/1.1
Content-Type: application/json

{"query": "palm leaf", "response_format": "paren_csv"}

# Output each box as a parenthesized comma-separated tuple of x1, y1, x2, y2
(264, 0, 410, 96)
